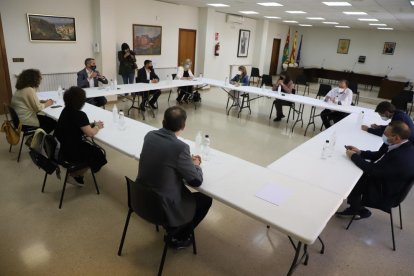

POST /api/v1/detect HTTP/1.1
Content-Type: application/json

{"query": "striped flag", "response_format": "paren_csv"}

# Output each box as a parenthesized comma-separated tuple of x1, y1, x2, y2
(289, 31, 298, 64)
(296, 35, 303, 66)
(281, 28, 290, 65)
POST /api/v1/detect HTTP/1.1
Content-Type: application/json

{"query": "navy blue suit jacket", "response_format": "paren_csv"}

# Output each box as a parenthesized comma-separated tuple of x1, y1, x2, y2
(367, 110, 414, 143)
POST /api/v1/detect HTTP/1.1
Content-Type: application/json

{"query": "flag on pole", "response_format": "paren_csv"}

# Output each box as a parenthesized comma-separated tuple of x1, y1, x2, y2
(289, 31, 298, 64)
(281, 28, 290, 65)
(296, 35, 303, 66)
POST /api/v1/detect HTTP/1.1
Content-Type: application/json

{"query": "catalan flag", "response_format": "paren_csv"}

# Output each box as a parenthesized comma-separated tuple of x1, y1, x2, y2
(281, 28, 290, 65)
(289, 31, 298, 64)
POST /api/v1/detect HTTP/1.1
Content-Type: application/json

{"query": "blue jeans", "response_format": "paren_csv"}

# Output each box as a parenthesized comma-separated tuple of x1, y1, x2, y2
(122, 72, 135, 84)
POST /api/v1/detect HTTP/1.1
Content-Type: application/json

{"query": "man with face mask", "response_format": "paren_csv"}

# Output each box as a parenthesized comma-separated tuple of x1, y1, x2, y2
(336, 121, 414, 219)
(361, 101, 414, 143)
(176, 59, 195, 104)
(320, 79, 353, 129)
(136, 60, 161, 111)
(77, 58, 108, 107)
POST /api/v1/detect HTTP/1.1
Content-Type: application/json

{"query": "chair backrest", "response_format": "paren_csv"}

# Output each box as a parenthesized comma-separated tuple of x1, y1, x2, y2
(172, 73, 177, 80)
(295, 75, 307, 85)
(348, 82, 358, 94)
(400, 90, 414, 103)
(261, 74, 273, 87)
(391, 92, 411, 111)
(394, 179, 414, 207)
(125, 176, 167, 226)
(250, 67, 260, 77)
(43, 134, 59, 161)
(316, 84, 332, 98)
(5, 104, 20, 129)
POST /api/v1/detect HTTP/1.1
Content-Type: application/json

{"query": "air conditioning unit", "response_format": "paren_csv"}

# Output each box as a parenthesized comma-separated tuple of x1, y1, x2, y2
(226, 14, 244, 24)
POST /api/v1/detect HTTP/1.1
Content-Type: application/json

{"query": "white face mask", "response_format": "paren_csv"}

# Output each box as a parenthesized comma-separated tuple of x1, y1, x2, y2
(380, 116, 389, 121)
(382, 134, 390, 145)
(238, 71, 243, 75)
(338, 88, 345, 93)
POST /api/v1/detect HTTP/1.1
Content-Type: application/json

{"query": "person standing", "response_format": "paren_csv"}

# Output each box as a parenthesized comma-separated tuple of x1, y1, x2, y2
(118, 43, 137, 85)
(136, 60, 161, 111)
(77, 58, 108, 107)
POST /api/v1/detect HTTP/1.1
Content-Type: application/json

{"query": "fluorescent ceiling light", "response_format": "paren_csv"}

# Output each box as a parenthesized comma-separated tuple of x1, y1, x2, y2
(369, 23, 387, 26)
(285, 11, 307, 14)
(378, 27, 393, 30)
(207, 3, 229, 7)
(322, 2, 352, 6)
(343, 11, 367, 15)
(299, 24, 312, 26)
(358, 18, 378, 21)
(323, 21, 339, 24)
(335, 25, 350, 28)
(239, 11, 259, 14)
(411, 1, 414, 6)
(264, 16, 281, 19)
(257, 2, 283, 6)
(283, 20, 298, 23)
(306, 17, 325, 20)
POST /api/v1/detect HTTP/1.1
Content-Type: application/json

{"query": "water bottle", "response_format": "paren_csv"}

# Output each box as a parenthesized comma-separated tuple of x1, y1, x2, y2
(321, 140, 330, 159)
(110, 79, 114, 90)
(277, 85, 282, 94)
(118, 110, 126, 130)
(358, 110, 365, 125)
(195, 131, 202, 155)
(199, 73, 203, 80)
(202, 134, 211, 161)
(262, 84, 266, 92)
(57, 85, 63, 101)
(113, 79, 117, 90)
(112, 104, 118, 123)
(225, 77, 229, 86)
(328, 131, 337, 157)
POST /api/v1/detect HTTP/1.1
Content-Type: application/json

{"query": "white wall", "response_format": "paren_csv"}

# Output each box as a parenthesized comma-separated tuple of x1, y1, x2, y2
(0, 0, 96, 89)
(294, 26, 414, 81)
(263, 22, 290, 76)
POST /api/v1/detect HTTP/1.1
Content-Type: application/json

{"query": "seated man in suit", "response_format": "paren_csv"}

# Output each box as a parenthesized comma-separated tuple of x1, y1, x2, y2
(337, 121, 414, 219)
(136, 106, 212, 249)
(136, 60, 161, 111)
(320, 79, 353, 128)
(361, 101, 414, 143)
(77, 58, 108, 107)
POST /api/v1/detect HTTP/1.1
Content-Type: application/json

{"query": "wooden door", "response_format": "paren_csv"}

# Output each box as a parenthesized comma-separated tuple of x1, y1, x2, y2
(269, 38, 281, 76)
(178, 29, 196, 72)
(0, 13, 12, 114)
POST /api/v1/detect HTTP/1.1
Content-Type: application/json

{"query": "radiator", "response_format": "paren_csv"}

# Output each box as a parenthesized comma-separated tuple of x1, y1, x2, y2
(37, 72, 78, 92)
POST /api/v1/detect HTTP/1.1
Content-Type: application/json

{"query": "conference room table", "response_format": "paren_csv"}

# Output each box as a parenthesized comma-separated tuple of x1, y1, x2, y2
(37, 81, 382, 275)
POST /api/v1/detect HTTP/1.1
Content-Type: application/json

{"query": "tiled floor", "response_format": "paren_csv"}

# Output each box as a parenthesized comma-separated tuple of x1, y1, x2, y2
(1, 85, 413, 275)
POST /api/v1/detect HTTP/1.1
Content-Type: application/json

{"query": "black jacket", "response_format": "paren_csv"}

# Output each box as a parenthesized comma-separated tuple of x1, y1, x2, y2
(118, 50, 136, 75)
(77, 68, 108, 88)
(136, 67, 159, 83)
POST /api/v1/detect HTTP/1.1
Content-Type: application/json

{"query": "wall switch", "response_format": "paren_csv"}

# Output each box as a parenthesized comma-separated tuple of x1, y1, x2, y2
(12, 58, 24, 62)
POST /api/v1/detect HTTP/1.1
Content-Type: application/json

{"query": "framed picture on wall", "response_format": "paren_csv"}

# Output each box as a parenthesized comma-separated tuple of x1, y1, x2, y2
(237, 29, 250, 58)
(337, 39, 350, 54)
(133, 24, 162, 55)
(27, 13, 76, 42)
(383, 42, 396, 55)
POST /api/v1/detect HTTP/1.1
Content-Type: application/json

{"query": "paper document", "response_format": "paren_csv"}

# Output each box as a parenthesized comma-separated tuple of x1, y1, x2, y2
(255, 183, 293, 206)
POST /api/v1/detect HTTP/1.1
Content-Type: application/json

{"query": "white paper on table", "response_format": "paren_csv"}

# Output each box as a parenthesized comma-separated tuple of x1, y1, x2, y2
(255, 183, 293, 206)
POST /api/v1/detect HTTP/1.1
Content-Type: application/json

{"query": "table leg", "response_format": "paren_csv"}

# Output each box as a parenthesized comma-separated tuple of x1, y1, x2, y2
(287, 241, 302, 276)
(291, 104, 304, 133)
(304, 106, 316, 136)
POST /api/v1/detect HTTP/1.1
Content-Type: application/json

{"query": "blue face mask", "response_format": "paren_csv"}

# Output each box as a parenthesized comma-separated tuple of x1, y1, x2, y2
(382, 134, 390, 145)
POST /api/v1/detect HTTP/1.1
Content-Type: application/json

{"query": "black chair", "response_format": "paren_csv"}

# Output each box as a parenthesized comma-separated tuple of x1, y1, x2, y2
(261, 74, 273, 87)
(4, 103, 38, 162)
(118, 177, 197, 276)
(295, 75, 310, 96)
(269, 89, 298, 123)
(249, 67, 262, 87)
(391, 90, 413, 115)
(128, 78, 157, 120)
(346, 180, 414, 251)
(348, 82, 359, 105)
(303, 84, 332, 135)
(30, 134, 100, 209)
(167, 73, 178, 102)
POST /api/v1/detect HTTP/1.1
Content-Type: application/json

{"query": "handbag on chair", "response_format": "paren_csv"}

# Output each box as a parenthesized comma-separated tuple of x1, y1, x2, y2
(1, 111, 22, 146)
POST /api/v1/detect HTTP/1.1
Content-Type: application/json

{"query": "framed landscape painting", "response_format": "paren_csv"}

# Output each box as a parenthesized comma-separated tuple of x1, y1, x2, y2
(383, 42, 396, 55)
(237, 29, 250, 57)
(27, 13, 76, 42)
(133, 24, 162, 55)
(337, 39, 350, 54)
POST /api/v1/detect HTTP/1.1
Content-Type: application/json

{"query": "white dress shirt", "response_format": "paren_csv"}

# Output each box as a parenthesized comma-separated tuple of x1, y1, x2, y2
(325, 87, 353, 106)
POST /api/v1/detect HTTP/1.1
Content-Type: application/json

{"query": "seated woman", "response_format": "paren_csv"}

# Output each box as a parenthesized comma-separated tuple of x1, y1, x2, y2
(11, 69, 56, 133)
(54, 86, 107, 185)
(176, 58, 194, 104)
(272, 72, 295, 121)
(229, 65, 249, 104)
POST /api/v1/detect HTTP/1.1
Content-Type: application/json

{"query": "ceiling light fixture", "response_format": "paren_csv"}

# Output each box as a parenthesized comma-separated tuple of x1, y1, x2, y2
(323, 21, 339, 24)
(369, 23, 387, 26)
(285, 11, 307, 14)
(264, 16, 281, 19)
(283, 20, 298, 23)
(378, 27, 393, 30)
(299, 24, 312, 26)
(322, 2, 352, 6)
(358, 18, 378, 21)
(411, 1, 414, 6)
(335, 25, 350, 28)
(306, 17, 325, 20)
(257, 2, 283, 6)
(239, 11, 259, 14)
(207, 3, 230, 7)
(343, 11, 367, 15)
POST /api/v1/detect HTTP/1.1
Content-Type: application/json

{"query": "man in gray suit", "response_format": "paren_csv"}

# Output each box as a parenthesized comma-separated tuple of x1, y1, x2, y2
(77, 58, 108, 107)
(136, 106, 212, 248)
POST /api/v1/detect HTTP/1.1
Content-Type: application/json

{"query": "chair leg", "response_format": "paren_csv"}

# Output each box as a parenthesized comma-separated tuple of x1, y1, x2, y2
(91, 171, 100, 194)
(158, 238, 169, 276)
(168, 89, 172, 102)
(41, 172, 48, 193)
(269, 102, 275, 119)
(346, 215, 356, 230)
(191, 228, 197, 255)
(390, 211, 396, 251)
(118, 209, 133, 256)
(9, 144, 12, 152)
(59, 171, 69, 209)
(17, 134, 25, 162)
(399, 204, 403, 230)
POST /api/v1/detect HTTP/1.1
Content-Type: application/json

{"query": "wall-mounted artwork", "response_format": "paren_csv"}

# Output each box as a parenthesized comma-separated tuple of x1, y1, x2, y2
(337, 39, 350, 54)
(133, 24, 162, 55)
(237, 29, 250, 58)
(383, 42, 396, 55)
(27, 13, 76, 42)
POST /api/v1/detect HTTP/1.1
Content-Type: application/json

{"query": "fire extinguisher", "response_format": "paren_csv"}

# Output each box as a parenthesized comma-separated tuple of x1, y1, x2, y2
(214, 42, 220, 56)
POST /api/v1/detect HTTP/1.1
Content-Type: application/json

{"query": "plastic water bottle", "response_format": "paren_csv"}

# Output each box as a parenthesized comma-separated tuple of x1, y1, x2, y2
(113, 79, 117, 90)
(277, 85, 282, 94)
(195, 131, 202, 155)
(225, 77, 229, 86)
(109, 79, 114, 90)
(262, 84, 266, 92)
(358, 110, 365, 125)
(321, 140, 330, 159)
(118, 110, 126, 130)
(199, 73, 203, 80)
(328, 131, 337, 157)
(112, 104, 118, 123)
(202, 134, 211, 161)
(57, 85, 63, 101)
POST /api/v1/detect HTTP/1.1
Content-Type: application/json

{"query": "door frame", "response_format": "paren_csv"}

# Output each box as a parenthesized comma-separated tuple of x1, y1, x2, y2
(0, 13, 12, 112)
(269, 38, 281, 76)
(178, 28, 197, 72)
